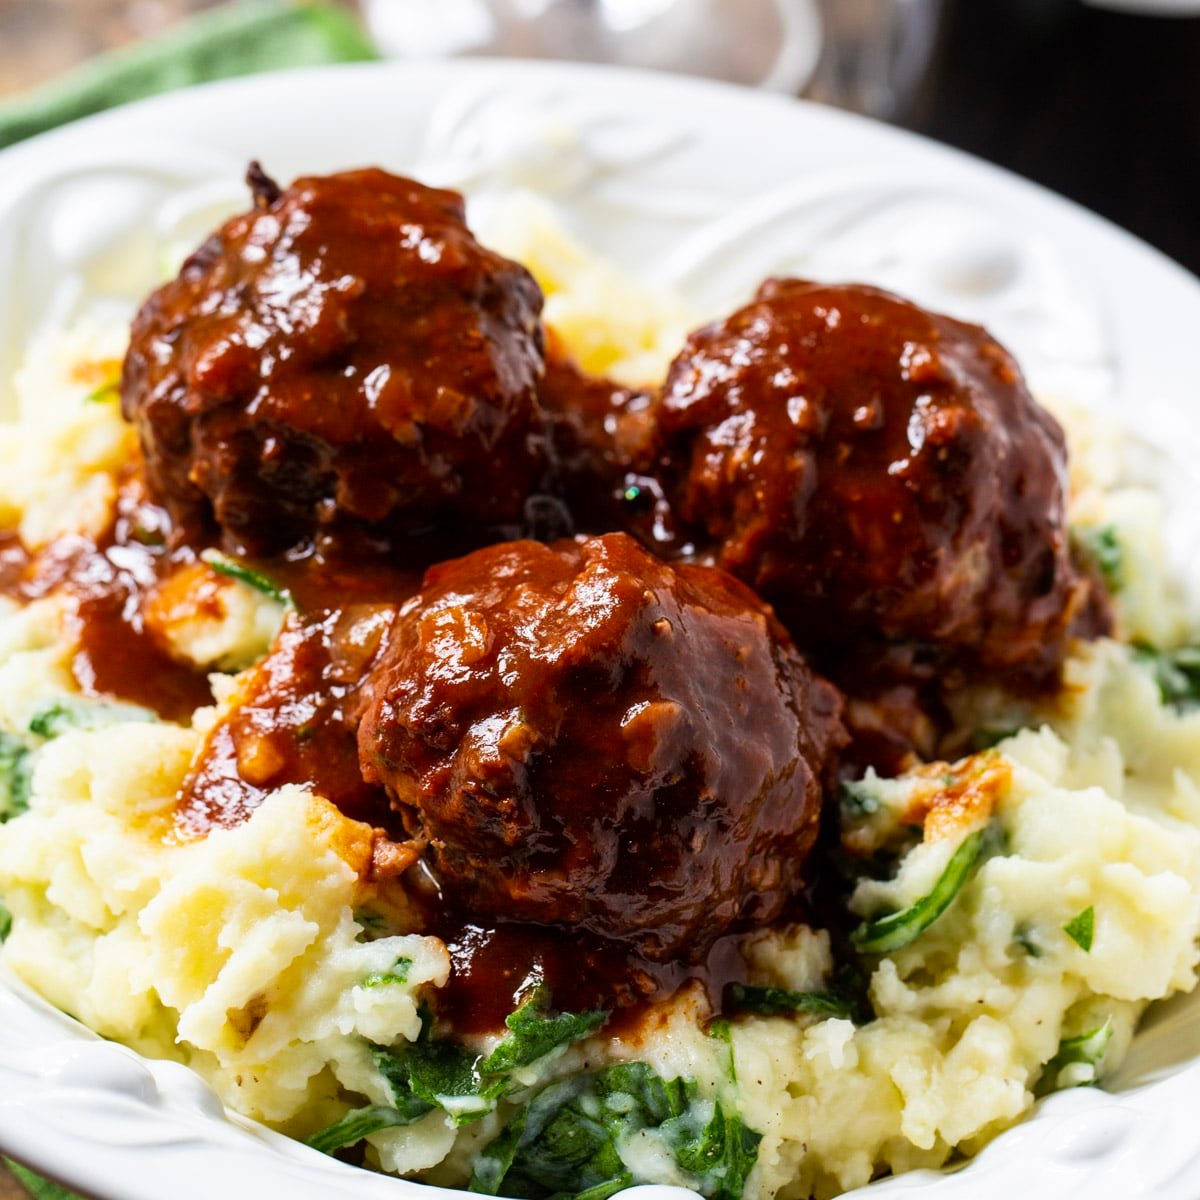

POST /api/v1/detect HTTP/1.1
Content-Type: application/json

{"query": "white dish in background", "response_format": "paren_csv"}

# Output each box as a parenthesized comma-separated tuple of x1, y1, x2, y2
(0, 57, 1199, 1200)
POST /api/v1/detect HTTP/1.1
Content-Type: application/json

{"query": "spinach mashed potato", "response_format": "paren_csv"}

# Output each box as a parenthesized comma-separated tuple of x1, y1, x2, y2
(0, 172, 1198, 1200)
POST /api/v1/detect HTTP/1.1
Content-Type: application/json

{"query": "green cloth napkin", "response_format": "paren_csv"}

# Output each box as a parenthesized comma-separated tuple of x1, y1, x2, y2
(0, 0, 379, 151)
(4, 1160, 81, 1200)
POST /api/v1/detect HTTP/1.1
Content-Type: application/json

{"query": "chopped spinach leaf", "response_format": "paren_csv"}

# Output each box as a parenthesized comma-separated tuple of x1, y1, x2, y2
(707, 1018, 739, 1085)
(312, 994, 614, 1160)
(1063, 905, 1095, 952)
(471, 1062, 759, 1200)
(0, 899, 11, 942)
(1134, 642, 1200, 711)
(1074, 524, 1124, 591)
(476, 1074, 614, 1195)
(0, 733, 32, 821)
(306, 1037, 441, 1153)
(362, 956, 413, 988)
(851, 827, 986, 955)
(404, 1033, 511, 1124)
(470, 1099, 530, 1195)
(368, 1045, 439, 1121)
(29, 699, 155, 738)
(201, 551, 294, 609)
(601, 1061, 693, 1125)
(481, 987, 607, 1075)
(727, 963, 868, 1025)
(370, 994, 605, 1132)
(572, 1181, 632, 1200)
(666, 1098, 762, 1200)
(708, 1018, 732, 1044)
(306, 1103, 427, 1155)
(726, 984, 853, 1020)
(1038, 1018, 1113, 1095)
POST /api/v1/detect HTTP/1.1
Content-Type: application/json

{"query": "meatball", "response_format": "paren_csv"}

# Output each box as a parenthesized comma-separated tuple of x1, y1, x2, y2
(358, 532, 845, 960)
(658, 279, 1104, 684)
(122, 164, 547, 555)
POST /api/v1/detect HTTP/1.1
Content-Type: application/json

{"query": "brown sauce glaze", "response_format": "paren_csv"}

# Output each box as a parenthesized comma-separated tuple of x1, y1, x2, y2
(0, 530, 31, 593)
(171, 534, 498, 837)
(71, 578, 214, 723)
(0, 508, 213, 724)
(174, 602, 402, 837)
(432, 918, 750, 1036)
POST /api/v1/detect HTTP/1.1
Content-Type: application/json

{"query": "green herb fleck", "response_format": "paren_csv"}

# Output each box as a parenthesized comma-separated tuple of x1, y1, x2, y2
(353, 909, 390, 940)
(362, 956, 413, 988)
(29, 699, 154, 739)
(970, 724, 1021, 752)
(839, 779, 880, 819)
(306, 1103, 427, 1155)
(1074, 524, 1124, 591)
(726, 984, 853, 1020)
(0, 733, 32, 822)
(851, 827, 986, 955)
(1134, 642, 1200, 711)
(0, 899, 11, 942)
(1038, 1018, 1113, 1095)
(85, 380, 120, 404)
(1013, 926, 1043, 958)
(201, 551, 294, 609)
(1063, 905, 1095, 952)
(130, 523, 166, 547)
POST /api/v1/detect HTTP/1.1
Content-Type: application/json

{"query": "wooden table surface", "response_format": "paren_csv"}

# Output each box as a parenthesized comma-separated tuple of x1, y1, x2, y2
(0, 1169, 27, 1199)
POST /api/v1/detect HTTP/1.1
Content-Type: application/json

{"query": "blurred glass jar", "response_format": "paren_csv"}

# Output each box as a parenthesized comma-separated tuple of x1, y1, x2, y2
(807, 0, 943, 118)
(363, 0, 944, 118)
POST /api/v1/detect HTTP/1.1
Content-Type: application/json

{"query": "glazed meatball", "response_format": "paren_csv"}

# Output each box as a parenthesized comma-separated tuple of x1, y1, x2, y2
(122, 165, 547, 555)
(658, 280, 1103, 684)
(358, 532, 845, 960)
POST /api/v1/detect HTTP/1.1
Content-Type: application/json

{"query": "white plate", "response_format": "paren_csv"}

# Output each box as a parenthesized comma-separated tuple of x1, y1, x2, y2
(1, 58, 1199, 1200)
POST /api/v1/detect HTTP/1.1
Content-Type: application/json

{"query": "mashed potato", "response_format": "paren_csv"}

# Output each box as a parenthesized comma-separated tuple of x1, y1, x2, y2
(1, 219, 1199, 1200)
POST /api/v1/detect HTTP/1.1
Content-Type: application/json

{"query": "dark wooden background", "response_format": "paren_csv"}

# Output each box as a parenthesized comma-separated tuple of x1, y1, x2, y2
(0, 0, 1197, 1196)
(907, 0, 1200, 276)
